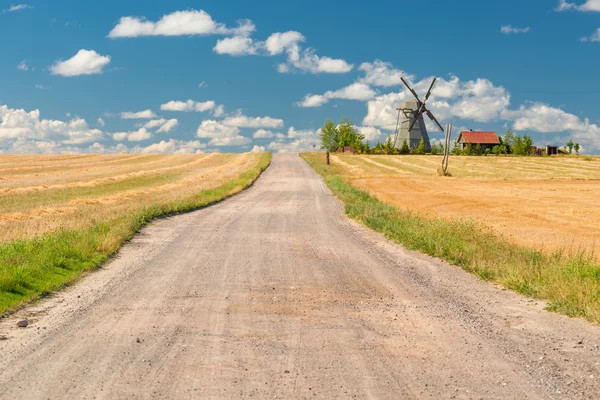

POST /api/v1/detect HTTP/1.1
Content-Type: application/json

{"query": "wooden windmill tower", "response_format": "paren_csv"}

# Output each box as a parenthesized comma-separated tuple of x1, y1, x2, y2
(393, 77, 444, 152)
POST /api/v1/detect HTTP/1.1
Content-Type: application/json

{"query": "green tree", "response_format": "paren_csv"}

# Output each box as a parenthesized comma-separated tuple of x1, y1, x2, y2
(452, 141, 461, 155)
(474, 143, 482, 156)
(522, 135, 533, 156)
(383, 136, 396, 155)
(415, 138, 426, 155)
(400, 139, 410, 154)
(431, 143, 439, 155)
(463, 143, 474, 156)
(504, 129, 516, 150)
(337, 118, 364, 150)
(574, 143, 581, 155)
(567, 139, 574, 154)
(320, 120, 339, 165)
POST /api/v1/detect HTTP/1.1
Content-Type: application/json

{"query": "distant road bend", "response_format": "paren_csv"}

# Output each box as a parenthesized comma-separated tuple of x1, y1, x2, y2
(1, 154, 600, 399)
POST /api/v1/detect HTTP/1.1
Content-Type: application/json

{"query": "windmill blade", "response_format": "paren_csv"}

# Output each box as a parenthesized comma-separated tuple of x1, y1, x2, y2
(426, 110, 445, 132)
(423, 77, 437, 104)
(408, 110, 424, 132)
(401, 77, 421, 102)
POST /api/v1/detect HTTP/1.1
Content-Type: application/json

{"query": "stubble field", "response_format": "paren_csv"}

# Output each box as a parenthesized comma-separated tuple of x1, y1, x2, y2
(329, 154, 600, 258)
(0, 153, 271, 313)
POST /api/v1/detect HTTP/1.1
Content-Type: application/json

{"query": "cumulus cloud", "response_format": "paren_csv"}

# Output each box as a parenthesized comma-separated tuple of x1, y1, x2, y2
(112, 127, 152, 142)
(138, 139, 205, 154)
(120, 110, 156, 119)
(16, 61, 28, 71)
(358, 60, 410, 87)
(160, 99, 215, 112)
(49, 49, 111, 77)
(209, 135, 251, 146)
(97, 117, 105, 127)
(222, 114, 284, 128)
(214, 36, 259, 55)
(108, 9, 254, 38)
(267, 138, 320, 153)
(298, 83, 376, 107)
(362, 76, 509, 130)
(142, 118, 178, 133)
(500, 25, 531, 34)
(251, 145, 265, 153)
(253, 129, 274, 138)
(556, 0, 600, 12)
(213, 29, 352, 74)
(0, 105, 103, 148)
(196, 120, 240, 138)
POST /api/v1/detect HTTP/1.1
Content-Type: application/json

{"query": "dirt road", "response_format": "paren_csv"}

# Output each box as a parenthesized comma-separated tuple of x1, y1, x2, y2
(1, 154, 600, 399)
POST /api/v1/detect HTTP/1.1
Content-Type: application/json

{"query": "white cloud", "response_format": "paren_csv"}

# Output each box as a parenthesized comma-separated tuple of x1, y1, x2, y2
(97, 117, 105, 127)
(362, 76, 509, 129)
(49, 49, 111, 77)
(222, 114, 284, 128)
(112, 127, 152, 142)
(120, 110, 156, 119)
(160, 99, 215, 112)
(0, 105, 103, 147)
(17, 61, 28, 71)
(253, 129, 274, 138)
(212, 104, 225, 117)
(358, 60, 410, 87)
(556, 0, 600, 12)
(4, 4, 33, 12)
(208, 135, 251, 146)
(287, 127, 321, 141)
(212, 29, 352, 74)
(157, 119, 178, 133)
(500, 25, 531, 34)
(35, 84, 47, 90)
(357, 126, 383, 142)
(267, 138, 320, 153)
(198, 81, 207, 88)
(196, 120, 240, 138)
(298, 83, 376, 107)
(251, 145, 265, 153)
(265, 31, 305, 55)
(139, 139, 205, 154)
(298, 94, 328, 108)
(108, 9, 254, 38)
(214, 36, 259, 55)
(142, 118, 178, 133)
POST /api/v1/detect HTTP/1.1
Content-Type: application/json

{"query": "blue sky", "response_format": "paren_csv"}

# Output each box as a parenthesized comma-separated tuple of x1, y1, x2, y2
(2, 0, 600, 154)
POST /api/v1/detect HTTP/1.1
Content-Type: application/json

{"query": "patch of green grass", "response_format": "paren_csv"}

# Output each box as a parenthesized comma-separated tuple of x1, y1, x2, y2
(0, 153, 271, 314)
(300, 152, 600, 324)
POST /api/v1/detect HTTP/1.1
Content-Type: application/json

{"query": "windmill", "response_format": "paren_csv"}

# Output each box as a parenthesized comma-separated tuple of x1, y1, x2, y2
(393, 77, 444, 152)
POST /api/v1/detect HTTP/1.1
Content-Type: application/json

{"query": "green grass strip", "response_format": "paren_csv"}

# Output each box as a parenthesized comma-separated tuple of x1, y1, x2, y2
(300, 153, 600, 324)
(0, 153, 271, 315)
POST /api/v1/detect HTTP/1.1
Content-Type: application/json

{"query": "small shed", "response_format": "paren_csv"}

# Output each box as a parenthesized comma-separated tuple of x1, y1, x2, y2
(457, 130, 500, 152)
(336, 146, 356, 154)
(547, 145, 558, 156)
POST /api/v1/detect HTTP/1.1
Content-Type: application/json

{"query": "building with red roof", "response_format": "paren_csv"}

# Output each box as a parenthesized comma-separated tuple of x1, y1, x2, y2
(457, 130, 500, 152)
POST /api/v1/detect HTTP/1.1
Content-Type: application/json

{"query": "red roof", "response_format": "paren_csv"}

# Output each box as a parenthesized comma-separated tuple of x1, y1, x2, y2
(459, 131, 500, 145)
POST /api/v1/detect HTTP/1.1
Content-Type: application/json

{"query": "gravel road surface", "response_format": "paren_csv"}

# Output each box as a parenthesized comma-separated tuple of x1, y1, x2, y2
(1, 153, 600, 399)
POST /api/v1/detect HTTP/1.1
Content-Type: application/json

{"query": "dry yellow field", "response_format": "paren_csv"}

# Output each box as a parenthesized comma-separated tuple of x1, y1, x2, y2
(0, 153, 263, 243)
(330, 154, 600, 258)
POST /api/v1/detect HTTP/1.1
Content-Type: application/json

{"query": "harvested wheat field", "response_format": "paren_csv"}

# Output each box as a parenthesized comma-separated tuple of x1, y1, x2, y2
(330, 154, 600, 258)
(0, 153, 264, 243)
(0, 152, 271, 312)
